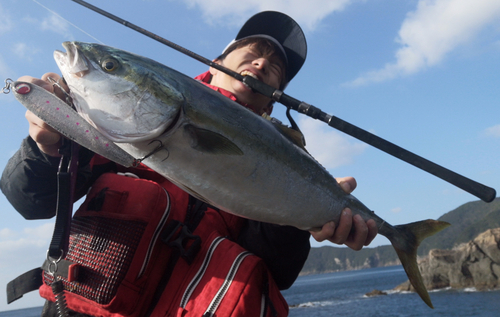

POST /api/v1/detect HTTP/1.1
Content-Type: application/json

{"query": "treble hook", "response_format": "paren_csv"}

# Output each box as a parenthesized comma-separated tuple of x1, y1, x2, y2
(133, 140, 169, 166)
(47, 76, 74, 107)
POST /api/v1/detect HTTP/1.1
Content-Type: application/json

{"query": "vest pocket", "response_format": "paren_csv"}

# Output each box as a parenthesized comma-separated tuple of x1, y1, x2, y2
(40, 172, 176, 317)
(167, 231, 288, 317)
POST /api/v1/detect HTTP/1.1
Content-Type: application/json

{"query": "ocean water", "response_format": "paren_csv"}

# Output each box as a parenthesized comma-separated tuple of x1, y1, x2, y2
(282, 266, 500, 317)
(0, 306, 42, 317)
(1, 266, 499, 316)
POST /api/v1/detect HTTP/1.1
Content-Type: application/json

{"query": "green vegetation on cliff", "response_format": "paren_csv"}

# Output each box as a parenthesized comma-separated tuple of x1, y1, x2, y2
(418, 197, 500, 254)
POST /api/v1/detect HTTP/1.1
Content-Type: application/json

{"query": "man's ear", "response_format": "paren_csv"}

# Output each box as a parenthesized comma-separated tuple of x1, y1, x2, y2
(264, 103, 273, 115)
(209, 59, 222, 76)
(260, 102, 274, 116)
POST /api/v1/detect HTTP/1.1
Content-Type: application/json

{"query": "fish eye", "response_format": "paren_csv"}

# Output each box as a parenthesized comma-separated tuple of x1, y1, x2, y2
(101, 58, 120, 72)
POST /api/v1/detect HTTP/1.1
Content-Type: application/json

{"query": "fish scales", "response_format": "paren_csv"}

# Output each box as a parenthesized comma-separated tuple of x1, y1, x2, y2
(152, 78, 346, 228)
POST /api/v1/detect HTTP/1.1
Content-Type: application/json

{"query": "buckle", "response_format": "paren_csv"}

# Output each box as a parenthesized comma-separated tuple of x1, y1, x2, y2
(162, 221, 201, 264)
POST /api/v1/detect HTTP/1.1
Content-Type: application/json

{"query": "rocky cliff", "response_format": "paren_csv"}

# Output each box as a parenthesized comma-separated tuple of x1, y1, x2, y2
(301, 245, 400, 275)
(395, 228, 500, 292)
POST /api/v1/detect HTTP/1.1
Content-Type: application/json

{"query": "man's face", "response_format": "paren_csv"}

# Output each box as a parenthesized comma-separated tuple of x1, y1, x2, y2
(209, 43, 285, 114)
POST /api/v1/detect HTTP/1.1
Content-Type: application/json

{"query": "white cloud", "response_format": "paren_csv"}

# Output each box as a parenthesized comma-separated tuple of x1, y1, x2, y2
(41, 13, 72, 38)
(0, 228, 17, 239)
(0, 223, 53, 269)
(0, 55, 9, 76)
(391, 207, 402, 213)
(347, 0, 500, 86)
(182, 0, 354, 30)
(0, 4, 13, 35)
(24, 223, 54, 240)
(21, 15, 39, 25)
(300, 117, 367, 169)
(0, 54, 12, 80)
(0, 224, 52, 311)
(12, 42, 28, 58)
(483, 124, 500, 138)
(11, 42, 41, 62)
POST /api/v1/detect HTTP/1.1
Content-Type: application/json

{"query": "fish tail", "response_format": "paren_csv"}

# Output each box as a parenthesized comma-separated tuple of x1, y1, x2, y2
(389, 219, 450, 309)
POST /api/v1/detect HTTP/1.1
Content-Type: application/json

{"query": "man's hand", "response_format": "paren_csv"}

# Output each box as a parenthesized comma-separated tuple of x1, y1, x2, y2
(310, 177, 378, 250)
(20, 72, 68, 157)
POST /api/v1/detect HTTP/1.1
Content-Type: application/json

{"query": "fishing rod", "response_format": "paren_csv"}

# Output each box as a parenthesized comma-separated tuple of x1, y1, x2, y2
(71, 0, 496, 203)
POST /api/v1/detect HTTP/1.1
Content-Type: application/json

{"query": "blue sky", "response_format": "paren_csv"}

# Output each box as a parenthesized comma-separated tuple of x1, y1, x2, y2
(1, 0, 499, 311)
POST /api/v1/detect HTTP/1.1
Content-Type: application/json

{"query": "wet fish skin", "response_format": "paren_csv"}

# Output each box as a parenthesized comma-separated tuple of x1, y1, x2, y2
(53, 41, 183, 143)
(52, 41, 449, 308)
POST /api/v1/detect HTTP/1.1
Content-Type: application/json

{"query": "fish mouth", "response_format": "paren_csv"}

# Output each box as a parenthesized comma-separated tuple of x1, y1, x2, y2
(54, 42, 89, 78)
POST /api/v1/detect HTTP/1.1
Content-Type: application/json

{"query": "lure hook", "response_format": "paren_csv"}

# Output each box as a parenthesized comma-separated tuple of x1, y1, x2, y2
(47, 76, 74, 107)
(133, 140, 169, 166)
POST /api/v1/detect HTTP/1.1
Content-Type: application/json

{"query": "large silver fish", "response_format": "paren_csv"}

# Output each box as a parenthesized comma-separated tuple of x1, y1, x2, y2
(13, 41, 449, 308)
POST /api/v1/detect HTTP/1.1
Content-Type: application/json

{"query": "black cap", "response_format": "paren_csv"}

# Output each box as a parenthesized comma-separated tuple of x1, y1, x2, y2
(226, 11, 307, 84)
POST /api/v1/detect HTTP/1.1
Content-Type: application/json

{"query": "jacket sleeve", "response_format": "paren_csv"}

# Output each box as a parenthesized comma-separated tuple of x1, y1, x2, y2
(238, 220, 311, 290)
(0, 137, 95, 219)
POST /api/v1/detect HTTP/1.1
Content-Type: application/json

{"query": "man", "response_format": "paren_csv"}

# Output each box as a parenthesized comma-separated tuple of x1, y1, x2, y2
(1, 11, 376, 316)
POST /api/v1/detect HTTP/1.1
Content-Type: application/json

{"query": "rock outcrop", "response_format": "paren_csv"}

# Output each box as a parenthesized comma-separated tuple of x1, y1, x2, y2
(395, 228, 500, 292)
(365, 289, 387, 297)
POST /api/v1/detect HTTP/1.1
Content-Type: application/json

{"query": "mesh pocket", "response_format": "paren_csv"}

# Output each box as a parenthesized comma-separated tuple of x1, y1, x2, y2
(44, 216, 147, 304)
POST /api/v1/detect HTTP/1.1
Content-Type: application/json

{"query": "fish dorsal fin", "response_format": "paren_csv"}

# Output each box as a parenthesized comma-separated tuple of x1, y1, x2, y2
(262, 116, 307, 152)
(274, 124, 307, 151)
(261, 113, 307, 151)
(184, 124, 243, 155)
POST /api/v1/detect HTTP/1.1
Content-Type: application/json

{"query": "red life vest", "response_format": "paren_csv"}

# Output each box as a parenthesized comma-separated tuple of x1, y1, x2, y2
(37, 160, 289, 316)
(8, 72, 288, 316)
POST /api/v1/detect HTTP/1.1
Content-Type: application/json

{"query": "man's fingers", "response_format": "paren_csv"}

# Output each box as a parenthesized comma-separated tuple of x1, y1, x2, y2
(364, 219, 378, 246)
(345, 214, 369, 251)
(25, 110, 62, 157)
(17, 75, 54, 93)
(18, 73, 69, 100)
(27, 121, 61, 146)
(310, 222, 336, 242)
(20, 72, 67, 157)
(25, 110, 59, 134)
(335, 177, 357, 194)
(329, 208, 353, 245)
(310, 210, 378, 249)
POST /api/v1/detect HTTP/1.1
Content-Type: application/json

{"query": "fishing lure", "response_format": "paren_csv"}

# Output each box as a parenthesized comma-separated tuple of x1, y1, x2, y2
(2, 78, 136, 167)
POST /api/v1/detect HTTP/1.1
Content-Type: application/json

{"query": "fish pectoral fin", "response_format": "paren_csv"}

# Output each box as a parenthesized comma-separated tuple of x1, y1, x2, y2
(184, 124, 243, 155)
(181, 184, 212, 205)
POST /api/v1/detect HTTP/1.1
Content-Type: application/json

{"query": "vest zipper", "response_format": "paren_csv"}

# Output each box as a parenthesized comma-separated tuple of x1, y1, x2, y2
(180, 236, 225, 308)
(203, 251, 252, 317)
(137, 189, 171, 278)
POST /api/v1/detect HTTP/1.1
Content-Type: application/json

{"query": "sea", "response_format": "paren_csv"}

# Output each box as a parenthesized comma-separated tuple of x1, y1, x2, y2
(1, 266, 499, 316)
(282, 266, 500, 317)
